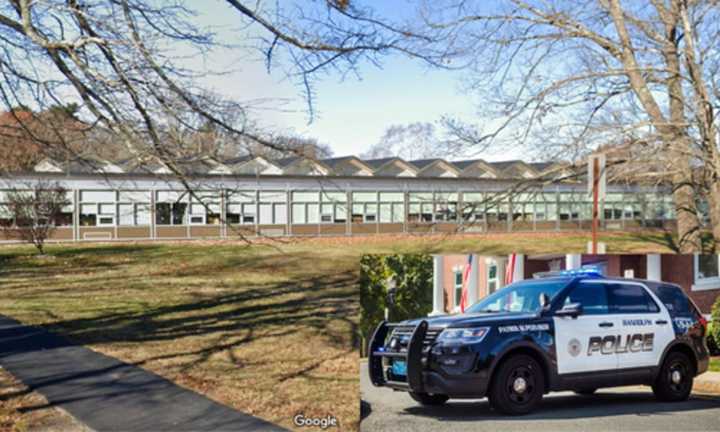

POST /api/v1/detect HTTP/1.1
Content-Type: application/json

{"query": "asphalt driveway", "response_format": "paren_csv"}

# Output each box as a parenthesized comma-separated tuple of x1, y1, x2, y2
(360, 362, 720, 431)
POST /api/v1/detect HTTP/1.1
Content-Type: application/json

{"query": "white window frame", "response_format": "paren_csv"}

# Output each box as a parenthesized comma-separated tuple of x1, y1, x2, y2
(97, 214, 116, 226)
(453, 270, 463, 309)
(692, 255, 720, 291)
(487, 259, 498, 293)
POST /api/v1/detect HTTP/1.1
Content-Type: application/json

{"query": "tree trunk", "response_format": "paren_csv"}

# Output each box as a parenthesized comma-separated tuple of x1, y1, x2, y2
(672, 178, 701, 253)
(707, 180, 720, 252)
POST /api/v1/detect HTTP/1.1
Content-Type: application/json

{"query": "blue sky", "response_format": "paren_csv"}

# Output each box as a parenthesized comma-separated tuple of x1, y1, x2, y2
(186, 1, 519, 160)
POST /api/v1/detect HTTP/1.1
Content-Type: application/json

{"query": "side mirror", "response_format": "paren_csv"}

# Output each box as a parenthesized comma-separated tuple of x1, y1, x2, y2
(539, 293, 550, 309)
(555, 302, 583, 318)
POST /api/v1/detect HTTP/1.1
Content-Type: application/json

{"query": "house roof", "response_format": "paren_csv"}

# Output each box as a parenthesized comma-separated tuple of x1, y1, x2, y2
(27, 152, 582, 181)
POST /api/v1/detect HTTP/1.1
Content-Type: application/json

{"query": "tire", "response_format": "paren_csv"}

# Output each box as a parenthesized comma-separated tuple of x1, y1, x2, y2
(409, 392, 449, 406)
(574, 388, 597, 395)
(488, 354, 545, 415)
(652, 351, 694, 402)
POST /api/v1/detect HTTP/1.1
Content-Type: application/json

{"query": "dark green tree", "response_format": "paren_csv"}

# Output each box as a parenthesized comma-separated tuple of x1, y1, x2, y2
(359, 254, 433, 356)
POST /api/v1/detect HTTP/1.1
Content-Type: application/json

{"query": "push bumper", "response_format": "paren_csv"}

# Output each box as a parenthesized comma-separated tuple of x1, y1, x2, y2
(368, 320, 490, 398)
(368, 320, 429, 393)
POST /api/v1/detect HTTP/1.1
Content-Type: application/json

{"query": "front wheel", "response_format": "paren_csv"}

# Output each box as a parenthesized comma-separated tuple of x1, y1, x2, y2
(488, 354, 545, 415)
(409, 392, 449, 406)
(652, 352, 694, 402)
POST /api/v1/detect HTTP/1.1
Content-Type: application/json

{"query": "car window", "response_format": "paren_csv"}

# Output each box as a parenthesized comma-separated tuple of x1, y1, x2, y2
(466, 279, 569, 314)
(607, 283, 659, 314)
(652, 284, 693, 317)
(564, 282, 609, 315)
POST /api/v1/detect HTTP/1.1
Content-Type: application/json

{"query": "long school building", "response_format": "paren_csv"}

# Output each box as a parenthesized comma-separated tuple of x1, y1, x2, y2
(0, 156, 676, 243)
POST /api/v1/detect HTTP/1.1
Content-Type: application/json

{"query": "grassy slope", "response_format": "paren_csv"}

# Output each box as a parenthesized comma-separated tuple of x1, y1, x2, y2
(0, 231, 679, 429)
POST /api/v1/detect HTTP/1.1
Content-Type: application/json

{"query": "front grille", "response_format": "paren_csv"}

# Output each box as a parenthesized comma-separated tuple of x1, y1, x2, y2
(389, 325, 442, 351)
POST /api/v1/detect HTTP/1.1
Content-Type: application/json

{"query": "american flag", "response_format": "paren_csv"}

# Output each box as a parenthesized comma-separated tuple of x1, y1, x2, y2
(505, 253, 517, 285)
(460, 255, 473, 313)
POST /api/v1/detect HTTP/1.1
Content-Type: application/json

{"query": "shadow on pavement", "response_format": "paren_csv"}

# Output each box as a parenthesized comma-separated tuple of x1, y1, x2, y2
(402, 391, 720, 422)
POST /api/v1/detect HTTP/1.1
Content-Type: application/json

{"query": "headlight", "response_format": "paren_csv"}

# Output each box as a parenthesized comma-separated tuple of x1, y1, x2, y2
(437, 327, 491, 343)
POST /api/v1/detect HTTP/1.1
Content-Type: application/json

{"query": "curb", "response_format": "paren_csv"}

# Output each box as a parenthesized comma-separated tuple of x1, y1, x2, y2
(693, 372, 720, 395)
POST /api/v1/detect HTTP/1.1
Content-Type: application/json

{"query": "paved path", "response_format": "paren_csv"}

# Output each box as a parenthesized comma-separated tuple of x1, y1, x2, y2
(0, 315, 286, 431)
(360, 362, 720, 432)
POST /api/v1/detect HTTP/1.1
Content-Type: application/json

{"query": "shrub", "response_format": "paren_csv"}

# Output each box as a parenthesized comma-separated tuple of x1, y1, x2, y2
(710, 297, 720, 355)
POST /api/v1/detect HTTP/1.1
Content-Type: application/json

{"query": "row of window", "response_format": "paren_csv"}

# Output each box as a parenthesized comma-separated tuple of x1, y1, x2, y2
(0, 189, 676, 227)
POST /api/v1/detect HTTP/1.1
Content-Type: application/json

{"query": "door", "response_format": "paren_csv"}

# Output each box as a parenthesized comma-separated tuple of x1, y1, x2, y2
(604, 282, 675, 369)
(554, 282, 618, 374)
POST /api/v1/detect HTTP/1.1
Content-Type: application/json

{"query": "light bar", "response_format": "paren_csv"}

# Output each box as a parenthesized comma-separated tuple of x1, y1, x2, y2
(533, 265, 604, 279)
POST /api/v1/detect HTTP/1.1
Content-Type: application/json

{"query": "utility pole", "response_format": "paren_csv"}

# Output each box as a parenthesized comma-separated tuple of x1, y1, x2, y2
(588, 154, 606, 254)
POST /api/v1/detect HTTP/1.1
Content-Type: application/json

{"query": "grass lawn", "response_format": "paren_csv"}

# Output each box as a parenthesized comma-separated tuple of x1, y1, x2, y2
(0, 230, 691, 429)
(710, 357, 720, 372)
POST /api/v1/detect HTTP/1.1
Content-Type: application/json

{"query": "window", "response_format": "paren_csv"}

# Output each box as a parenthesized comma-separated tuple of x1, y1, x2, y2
(487, 262, 498, 293)
(80, 190, 115, 227)
(291, 191, 321, 224)
(379, 192, 404, 223)
(226, 191, 256, 225)
(564, 282, 609, 315)
(188, 193, 220, 225)
(155, 191, 188, 226)
(435, 193, 458, 222)
(320, 191, 347, 223)
(653, 285, 694, 317)
(607, 283, 659, 314)
(462, 193, 485, 223)
(117, 190, 151, 226)
(454, 271, 463, 308)
(693, 255, 720, 291)
(351, 192, 378, 223)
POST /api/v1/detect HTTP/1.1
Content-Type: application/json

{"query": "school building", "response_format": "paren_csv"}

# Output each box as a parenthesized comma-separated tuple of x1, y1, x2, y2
(0, 155, 676, 243)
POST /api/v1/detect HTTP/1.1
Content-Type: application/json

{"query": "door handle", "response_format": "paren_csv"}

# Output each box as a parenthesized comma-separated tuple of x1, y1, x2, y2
(598, 322, 614, 328)
(656, 320, 668, 325)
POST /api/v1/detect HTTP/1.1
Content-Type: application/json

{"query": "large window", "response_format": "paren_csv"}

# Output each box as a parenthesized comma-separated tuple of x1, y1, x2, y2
(226, 191, 256, 225)
(117, 191, 151, 226)
(320, 191, 347, 223)
(693, 255, 720, 291)
(188, 192, 221, 225)
(259, 191, 287, 225)
(0, 190, 73, 227)
(485, 193, 509, 222)
(462, 192, 485, 223)
(156, 191, 188, 226)
(351, 192, 378, 223)
(292, 191, 320, 224)
(379, 192, 404, 223)
(408, 192, 433, 222)
(434, 192, 458, 222)
(80, 190, 115, 226)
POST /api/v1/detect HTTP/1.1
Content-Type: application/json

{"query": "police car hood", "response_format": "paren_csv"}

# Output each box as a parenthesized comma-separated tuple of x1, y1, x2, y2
(401, 311, 538, 328)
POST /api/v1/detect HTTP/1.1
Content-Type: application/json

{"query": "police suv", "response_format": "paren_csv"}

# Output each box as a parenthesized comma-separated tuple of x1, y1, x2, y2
(368, 269, 710, 415)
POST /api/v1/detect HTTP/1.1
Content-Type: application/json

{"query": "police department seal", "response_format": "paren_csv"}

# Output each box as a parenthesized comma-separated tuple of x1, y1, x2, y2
(568, 338, 582, 357)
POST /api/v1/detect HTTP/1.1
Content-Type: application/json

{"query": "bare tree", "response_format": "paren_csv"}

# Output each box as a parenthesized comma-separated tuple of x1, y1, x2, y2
(394, 0, 720, 253)
(4, 181, 71, 254)
(362, 122, 461, 160)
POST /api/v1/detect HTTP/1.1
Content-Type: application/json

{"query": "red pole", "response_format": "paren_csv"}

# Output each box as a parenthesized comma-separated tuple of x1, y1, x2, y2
(592, 158, 599, 254)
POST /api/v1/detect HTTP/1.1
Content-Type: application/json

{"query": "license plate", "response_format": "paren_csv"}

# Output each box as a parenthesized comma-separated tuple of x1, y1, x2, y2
(392, 360, 407, 376)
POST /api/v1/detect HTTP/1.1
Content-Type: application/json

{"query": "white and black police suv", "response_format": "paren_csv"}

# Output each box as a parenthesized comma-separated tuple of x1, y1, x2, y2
(368, 269, 710, 415)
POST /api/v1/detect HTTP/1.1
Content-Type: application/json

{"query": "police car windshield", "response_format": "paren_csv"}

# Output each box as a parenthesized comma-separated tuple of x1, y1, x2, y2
(465, 279, 569, 314)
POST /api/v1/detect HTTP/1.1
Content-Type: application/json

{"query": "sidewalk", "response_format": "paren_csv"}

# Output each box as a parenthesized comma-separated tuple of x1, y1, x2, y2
(694, 371, 720, 395)
(0, 314, 286, 431)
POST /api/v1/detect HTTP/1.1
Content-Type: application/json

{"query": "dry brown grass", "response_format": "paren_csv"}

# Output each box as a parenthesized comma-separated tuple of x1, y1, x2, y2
(0, 367, 88, 432)
(0, 230, 681, 430)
